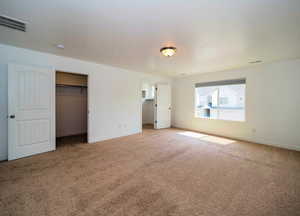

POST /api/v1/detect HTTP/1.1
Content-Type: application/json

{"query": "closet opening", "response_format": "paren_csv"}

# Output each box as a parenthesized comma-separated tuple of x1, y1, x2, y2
(55, 71, 88, 147)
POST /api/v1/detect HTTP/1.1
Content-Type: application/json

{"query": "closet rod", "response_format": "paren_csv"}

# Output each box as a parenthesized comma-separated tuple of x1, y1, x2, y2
(56, 84, 87, 88)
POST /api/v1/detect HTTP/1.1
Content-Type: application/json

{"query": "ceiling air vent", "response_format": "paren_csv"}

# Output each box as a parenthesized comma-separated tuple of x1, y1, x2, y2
(0, 15, 26, 32)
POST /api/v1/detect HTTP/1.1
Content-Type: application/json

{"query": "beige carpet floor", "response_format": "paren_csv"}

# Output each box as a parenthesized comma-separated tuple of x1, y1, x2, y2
(1, 128, 300, 216)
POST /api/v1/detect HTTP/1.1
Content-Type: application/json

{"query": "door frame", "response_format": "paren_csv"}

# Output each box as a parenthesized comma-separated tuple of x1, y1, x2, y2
(140, 81, 157, 131)
(55, 70, 90, 144)
(140, 82, 171, 131)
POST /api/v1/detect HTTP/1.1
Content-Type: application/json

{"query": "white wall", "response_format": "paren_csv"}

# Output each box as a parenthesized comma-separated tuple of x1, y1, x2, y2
(172, 59, 300, 151)
(0, 44, 170, 161)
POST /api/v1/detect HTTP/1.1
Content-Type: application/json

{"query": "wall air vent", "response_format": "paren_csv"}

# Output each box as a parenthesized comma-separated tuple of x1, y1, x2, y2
(0, 15, 26, 32)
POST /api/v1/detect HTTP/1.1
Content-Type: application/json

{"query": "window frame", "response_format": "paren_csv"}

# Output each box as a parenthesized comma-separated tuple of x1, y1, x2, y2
(194, 78, 246, 122)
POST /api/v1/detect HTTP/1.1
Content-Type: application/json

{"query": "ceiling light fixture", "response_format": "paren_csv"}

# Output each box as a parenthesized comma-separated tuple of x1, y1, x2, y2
(160, 46, 177, 57)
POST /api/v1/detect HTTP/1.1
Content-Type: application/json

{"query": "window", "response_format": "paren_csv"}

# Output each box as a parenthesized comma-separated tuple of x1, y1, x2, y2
(195, 79, 246, 121)
(141, 84, 155, 100)
(142, 90, 146, 99)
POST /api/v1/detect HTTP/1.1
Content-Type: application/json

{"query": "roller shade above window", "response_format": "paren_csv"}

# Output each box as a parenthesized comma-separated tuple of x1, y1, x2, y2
(195, 78, 246, 88)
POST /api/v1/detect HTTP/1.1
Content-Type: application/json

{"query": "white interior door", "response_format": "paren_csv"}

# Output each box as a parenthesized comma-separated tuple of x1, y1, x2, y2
(8, 64, 55, 160)
(154, 83, 171, 129)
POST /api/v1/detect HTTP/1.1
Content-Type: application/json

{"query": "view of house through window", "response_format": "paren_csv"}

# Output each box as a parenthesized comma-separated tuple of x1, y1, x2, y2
(195, 79, 246, 121)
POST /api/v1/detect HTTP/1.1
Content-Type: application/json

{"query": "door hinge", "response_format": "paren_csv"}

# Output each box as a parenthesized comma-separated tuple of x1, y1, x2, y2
(155, 104, 157, 107)
(155, 120, 157, 124)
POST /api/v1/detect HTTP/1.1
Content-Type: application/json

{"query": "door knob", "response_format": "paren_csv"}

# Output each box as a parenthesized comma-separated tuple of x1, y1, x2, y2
(9, 115, 15, 119)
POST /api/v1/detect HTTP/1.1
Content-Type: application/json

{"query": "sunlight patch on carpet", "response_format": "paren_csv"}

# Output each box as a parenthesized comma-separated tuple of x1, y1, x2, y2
(177, 131, 235, 145)
(177, 131, 207, 138)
